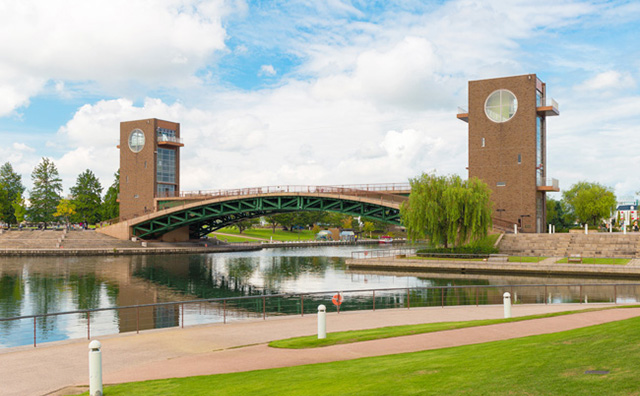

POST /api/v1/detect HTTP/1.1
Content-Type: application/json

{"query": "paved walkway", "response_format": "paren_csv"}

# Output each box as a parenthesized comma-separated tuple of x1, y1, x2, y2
(1, 303, 638, 396)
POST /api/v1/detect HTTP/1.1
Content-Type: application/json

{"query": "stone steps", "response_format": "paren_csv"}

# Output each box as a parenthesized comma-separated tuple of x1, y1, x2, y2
(499, 233, 640, 258)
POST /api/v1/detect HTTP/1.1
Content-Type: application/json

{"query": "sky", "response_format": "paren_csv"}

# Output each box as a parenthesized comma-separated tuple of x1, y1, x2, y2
(1, 0, 639, 202)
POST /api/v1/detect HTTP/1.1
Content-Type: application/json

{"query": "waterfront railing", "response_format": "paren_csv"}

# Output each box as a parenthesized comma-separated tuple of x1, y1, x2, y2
(1, 283, 638, 348)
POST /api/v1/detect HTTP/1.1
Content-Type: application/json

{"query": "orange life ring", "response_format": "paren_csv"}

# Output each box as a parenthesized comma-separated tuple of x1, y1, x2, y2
(332, 294, 343, 306)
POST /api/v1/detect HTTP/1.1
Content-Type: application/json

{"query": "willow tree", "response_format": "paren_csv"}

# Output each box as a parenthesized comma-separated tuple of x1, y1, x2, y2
(401, 173, 493, 248)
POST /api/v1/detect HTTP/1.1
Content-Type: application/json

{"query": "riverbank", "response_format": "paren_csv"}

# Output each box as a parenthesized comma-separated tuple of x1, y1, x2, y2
(346, 256, 640, 279)
(0, 229, 403, 256)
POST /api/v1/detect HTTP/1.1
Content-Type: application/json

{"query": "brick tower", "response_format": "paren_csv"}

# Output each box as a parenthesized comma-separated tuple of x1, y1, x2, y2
(119, 118, 183, 221)
(457, 74, 559, 233)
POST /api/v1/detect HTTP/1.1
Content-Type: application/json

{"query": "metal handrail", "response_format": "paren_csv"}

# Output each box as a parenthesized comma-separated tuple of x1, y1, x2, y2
(156, 183, 411, 200)
(2, 283, 635, 347)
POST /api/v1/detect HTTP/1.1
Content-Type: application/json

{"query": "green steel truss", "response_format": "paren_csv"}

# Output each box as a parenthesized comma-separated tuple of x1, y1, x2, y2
(132, 195, 402, 239)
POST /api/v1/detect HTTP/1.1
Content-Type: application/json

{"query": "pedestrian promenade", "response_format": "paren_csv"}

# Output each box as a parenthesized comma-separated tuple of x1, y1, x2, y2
(0, 303, 637, 396)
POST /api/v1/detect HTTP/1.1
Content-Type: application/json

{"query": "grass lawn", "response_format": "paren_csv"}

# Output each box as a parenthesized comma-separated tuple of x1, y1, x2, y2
(268, 308, 614, 349)
(84, 313, 640, 395)
(406, 256, 486, 261)
(508, 256, 547, 263)
(210, 227, 316, 242)
(556, 257, 631, 265)
(209, 234, 258, 243)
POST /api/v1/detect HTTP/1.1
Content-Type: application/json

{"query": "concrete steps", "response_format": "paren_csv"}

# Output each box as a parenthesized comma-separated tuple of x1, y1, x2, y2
(498, 233, 640, 258)
(0, 229, 141, 249)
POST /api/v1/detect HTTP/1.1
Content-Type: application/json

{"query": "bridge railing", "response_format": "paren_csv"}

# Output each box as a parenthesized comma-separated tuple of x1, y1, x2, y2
(156, 183, 411, 203)
(2, 283, 634, 348)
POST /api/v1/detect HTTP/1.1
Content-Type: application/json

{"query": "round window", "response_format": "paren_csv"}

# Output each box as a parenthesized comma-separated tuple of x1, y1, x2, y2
(484, 90, 518, 123)
(128, 129, 145, 153)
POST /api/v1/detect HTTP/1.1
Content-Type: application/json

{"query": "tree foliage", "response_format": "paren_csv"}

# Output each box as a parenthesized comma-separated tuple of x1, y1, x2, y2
(546, 197, 574, 232)
(0, 162, 25, 225)
(234, 218, 259, 234)
(363, 221, 375, 238)
(562, 181, 616, 226)
(401, 173, 493, 248)
(29, 158, 63, 227)
(11, 193, 27, 224)
(70, 169, 103, 225)
(54, 199, 76, 227)
(102, 170, 120, 221)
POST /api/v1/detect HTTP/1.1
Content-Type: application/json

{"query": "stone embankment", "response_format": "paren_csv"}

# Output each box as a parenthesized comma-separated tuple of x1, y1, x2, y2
(499, 233, 640, 258)
(0, 229, 401, 256)
(346, 256, 640, 279)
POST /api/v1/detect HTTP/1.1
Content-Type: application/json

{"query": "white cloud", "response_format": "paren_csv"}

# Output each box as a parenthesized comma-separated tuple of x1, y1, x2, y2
(258, 65, 277, 77)
(576, 71, 636, 92)
(12, 143, 35, 152)
(5, 0, 640, 201)
(0, 0, 230, 116)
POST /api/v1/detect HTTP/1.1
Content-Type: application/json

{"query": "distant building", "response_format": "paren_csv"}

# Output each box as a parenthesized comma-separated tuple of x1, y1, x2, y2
(119, 118, 184, 221)
(458, 74, 559, 233)
(616, 203, 639, 227)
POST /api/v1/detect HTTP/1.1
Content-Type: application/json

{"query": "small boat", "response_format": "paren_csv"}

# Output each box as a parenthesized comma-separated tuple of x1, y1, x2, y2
(378, 235, 393, 244)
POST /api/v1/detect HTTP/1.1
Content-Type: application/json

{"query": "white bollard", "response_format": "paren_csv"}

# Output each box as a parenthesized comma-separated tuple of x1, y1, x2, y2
(553, 225, 556, 234)
(585, 224, 588, 235)
(503, 292, 511, 319)
(89, 340, 103, 396)
(514, 224, 518, 235)
(548, 224, 552, 234)
(584, 295, 588, 304)
(317, 304, 326, 339)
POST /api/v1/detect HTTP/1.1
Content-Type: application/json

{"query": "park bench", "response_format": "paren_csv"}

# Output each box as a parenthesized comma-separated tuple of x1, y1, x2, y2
(567, 254, 582, 263)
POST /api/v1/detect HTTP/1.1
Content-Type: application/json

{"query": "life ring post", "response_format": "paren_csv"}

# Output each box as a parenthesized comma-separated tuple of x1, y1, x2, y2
(332, 292, 343, 314)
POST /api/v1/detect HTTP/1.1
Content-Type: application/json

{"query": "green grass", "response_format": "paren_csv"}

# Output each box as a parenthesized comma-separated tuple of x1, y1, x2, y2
(556, 257, 631, 265)
(508, 256, 547, 263)
(210, 227, 316, 242)
(406, 255, 485, 261)
(209, 234, 258, 243)
(268, 307, 630, 349)
(82, 313, 640, 395)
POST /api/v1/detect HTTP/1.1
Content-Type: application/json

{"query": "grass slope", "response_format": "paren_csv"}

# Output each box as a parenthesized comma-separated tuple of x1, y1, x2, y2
(211, 227, 316, 242)
(84, 313, 640, 395)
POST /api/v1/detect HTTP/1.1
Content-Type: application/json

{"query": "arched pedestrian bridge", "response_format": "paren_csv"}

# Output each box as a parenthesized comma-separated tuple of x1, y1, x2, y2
(101, 184, 410, 241)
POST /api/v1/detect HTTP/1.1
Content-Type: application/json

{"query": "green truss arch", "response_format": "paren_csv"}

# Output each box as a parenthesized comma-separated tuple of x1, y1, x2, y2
(130, 194, 403, 240)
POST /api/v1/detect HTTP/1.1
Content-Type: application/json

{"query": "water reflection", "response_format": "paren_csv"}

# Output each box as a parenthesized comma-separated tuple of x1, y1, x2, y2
(1, 246, 640, 347)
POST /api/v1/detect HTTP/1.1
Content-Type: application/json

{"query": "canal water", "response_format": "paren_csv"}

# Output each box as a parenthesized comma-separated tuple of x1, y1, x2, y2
(1, 245, 638, 347)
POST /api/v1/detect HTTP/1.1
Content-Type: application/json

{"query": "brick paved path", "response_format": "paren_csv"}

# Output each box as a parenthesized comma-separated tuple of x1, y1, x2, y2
(0, 304, 636, 396)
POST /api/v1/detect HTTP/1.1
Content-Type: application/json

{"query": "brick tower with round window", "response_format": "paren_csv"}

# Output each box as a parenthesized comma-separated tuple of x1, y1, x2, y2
(119, 118, 183, 221)
(457, 74, 559, 233)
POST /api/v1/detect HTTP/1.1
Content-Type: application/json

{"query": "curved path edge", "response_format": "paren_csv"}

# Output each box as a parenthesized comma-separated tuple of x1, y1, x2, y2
(1, 304, 637, 396)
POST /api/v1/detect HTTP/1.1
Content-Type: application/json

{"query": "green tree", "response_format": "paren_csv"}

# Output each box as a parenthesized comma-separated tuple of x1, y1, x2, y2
(102, 170, 119, 221)
(401, 172, 493, 248)
(54, 199, 76, 227)
(270, 213, 297, 231)
(546, 197, 574, 232)
(70, 169, 103, 225)
(11, 193, 27, 224)
(29, 158, 63, 228)
(363, 221, 375, 238)
(0, 162, 26, 226)
(234, 218, 258, 234)
(562, 181, 617, 227)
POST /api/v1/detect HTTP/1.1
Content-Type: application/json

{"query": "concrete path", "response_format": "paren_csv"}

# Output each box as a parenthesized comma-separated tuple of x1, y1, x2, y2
(0, 303, 637, 396)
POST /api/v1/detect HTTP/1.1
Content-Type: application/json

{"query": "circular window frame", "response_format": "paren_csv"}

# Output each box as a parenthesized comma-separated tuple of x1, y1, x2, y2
(484, 89, 518, 123)
(128, 129, 145, 153)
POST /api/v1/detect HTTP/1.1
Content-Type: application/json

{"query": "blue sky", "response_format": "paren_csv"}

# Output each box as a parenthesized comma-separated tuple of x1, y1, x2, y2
(1, 0, 639, 201)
